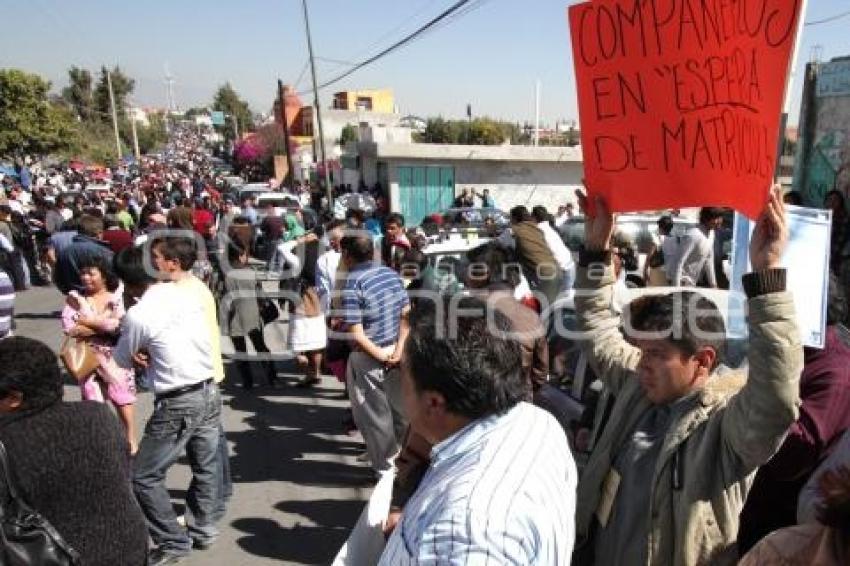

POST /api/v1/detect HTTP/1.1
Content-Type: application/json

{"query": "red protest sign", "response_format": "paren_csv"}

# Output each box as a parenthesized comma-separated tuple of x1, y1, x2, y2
(568, 0, 802, 218)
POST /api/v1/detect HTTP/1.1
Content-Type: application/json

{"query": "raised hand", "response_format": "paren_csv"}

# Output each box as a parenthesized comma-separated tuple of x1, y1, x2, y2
(575, 188, 615, 252)
(750, 185, 788, 272)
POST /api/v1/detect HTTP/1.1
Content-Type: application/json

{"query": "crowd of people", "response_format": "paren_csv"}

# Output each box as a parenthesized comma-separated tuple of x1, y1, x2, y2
(2, 126, 850, 565)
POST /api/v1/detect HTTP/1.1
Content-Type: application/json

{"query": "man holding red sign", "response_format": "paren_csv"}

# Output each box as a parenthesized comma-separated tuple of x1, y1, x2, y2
(571, 187, 802, 565)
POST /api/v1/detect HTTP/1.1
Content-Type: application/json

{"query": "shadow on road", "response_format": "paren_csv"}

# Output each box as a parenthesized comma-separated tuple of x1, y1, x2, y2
(231, 499, 362, 565)
(224, 378, 372, 563)
(226, 388, 373, 486)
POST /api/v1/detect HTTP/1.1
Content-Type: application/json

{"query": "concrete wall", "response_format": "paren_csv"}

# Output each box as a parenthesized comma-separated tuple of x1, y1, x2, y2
(376, 157, 583, 217)
(321, 109, 401, 146)
(354, 141, 586, 218)
(454, 160, 583, 212)
(796, 58, 850, 205)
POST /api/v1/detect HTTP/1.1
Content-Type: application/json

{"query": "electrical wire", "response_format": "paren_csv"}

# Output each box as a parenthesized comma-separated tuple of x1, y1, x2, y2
(416, 0, 490, 41)
(297, 0, 486, 96)
(293, 60, 311, 90)
(806, 10, 850, 26)
(345, 0, 442, 61)
(314, 56, 358, 67)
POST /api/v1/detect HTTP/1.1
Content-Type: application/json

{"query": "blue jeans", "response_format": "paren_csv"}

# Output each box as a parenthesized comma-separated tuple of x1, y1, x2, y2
(133, 381, 222, 553)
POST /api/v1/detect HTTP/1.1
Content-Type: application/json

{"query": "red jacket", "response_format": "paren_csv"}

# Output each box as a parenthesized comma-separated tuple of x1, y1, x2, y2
(192, 209, 214, 236)
(101, 229, 134, 254)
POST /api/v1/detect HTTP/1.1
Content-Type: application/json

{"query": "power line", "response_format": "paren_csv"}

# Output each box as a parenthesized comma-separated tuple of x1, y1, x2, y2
(297, 0, 484, 96)
(346, 0, 442, 61)
(293, 59, 311, 90)
(314, 56, 358, 67)
(806, 10, 850, 26)
(418, 0, 490, 40)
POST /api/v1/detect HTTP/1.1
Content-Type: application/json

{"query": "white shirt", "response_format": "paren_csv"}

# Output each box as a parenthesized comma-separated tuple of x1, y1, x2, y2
(113, 282, 213, 394)
(7, 199, 23, 215)
(315, 249, 341, 313)
(672, 226, 717, 287)
(380, 403, 577, 565)
(268, 240, 299, 276)
(554, 212, 571, 228)
(538, 221, 575, 273)
(660, 233, 681, 284)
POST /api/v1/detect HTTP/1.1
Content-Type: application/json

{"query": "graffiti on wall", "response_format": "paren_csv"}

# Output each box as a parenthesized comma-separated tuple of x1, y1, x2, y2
(806, 129, 850, 206)
(803, 61, 850, 206)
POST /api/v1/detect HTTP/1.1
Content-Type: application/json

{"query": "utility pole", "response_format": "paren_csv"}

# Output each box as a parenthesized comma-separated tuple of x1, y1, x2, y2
(534, 80, 541, 147)
(107, 70, 122, 161)
(127, 105, 141, 162)
(775, 0, 809, 178)
(302, 0, 333, 209)
(466, 103, 472, 144)
(232, 114, 240, 141)
(278, 79, 295, 188)
(164, 63, 176, 136)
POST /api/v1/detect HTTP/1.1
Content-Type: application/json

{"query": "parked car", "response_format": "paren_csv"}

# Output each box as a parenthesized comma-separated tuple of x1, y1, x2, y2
(420, 207, 510, 242)
(438, 207, 510, 230)
(560, 213, 698, 287)
(219, 175, 244, 189)
(255, 192, 302, 218)
(228, 182, 273, 204)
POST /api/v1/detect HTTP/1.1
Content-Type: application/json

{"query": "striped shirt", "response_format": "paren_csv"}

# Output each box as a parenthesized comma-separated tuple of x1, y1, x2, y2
(380, 402, 577, 565)
(0, 270, 13, 339)
(341, 262, 409, 348)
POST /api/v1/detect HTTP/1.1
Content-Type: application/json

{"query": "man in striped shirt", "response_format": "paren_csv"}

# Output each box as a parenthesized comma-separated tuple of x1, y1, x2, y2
(340, 233, 410, 473)
(0, 268, 13, 339)
(380, 297, 577, 564)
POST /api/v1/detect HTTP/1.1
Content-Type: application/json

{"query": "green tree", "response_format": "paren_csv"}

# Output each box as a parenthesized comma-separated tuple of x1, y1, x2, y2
(566, 126, 579, 147)
(418, 117, 454, 143)
(63, 120, 118, 164)
(184, 106, 208, 120)
(468, 118, 509, 145)
(93, 66, 135, 122)
(61, 66, 94, 121)
(339, 123, 358, 145)
(212, 83, 253, 141)
(0, 69, 76, 159)
(133, 113, 168, 154)
(417, 116, 517, 145)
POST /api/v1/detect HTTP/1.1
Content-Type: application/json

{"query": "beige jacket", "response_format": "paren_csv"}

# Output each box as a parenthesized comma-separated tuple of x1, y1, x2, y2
(574, 264, 803, 565)
(739, 523, 849, 566)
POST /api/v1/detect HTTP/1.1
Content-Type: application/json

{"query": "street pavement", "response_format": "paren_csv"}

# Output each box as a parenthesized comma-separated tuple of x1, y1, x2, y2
(13, 285, 372, 565)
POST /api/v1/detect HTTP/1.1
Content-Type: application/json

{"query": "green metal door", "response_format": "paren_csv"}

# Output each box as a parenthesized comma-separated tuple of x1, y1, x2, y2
(426, 167, 442, 216)
(397, 165, 455, 226)
(439, 167, 455, 210)
(398, 166, 413, 223)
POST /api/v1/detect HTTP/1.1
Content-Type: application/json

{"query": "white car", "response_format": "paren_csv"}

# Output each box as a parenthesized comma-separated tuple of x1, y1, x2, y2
(254, 192, 302, 219)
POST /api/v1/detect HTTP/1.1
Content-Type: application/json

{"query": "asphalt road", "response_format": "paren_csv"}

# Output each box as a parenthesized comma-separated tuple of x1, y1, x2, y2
(13, 285, 371, 565)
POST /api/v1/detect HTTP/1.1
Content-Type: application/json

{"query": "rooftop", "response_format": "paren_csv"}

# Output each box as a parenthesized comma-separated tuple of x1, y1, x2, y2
(360, 142, 584, 163)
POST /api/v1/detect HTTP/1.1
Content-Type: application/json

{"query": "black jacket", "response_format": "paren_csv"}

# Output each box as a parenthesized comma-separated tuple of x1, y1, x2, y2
(0, 402, 147, 565)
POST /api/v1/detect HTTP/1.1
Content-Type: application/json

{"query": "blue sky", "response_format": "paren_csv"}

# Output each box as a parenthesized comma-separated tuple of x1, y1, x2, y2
(1, 0, 848, 125)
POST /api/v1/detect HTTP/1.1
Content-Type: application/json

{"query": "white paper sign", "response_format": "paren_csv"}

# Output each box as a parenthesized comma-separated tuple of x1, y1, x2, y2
(332, 469, 395, 566)
(730, 205, 832, 348)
